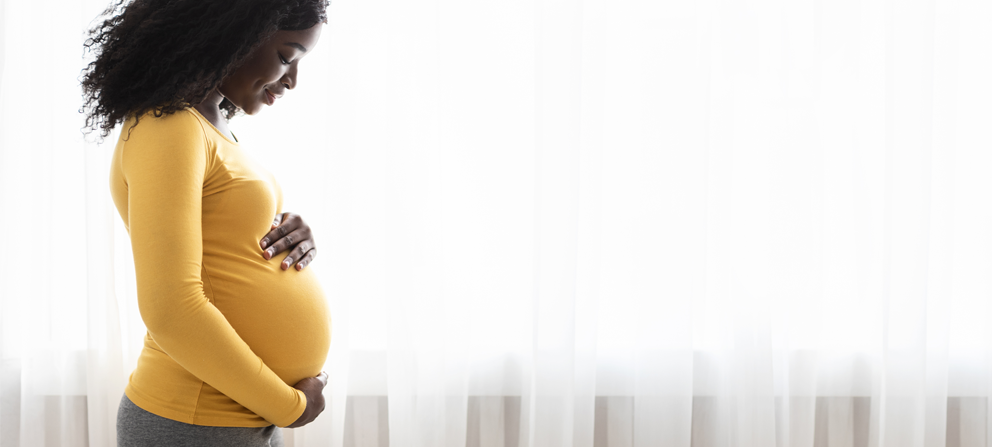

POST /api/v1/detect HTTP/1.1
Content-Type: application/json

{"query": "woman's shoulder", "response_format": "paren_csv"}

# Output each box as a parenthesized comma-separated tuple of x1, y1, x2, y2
(116, 107, 219, 180)
(127, 107, 204, 134)
(120, 107, 209, 147)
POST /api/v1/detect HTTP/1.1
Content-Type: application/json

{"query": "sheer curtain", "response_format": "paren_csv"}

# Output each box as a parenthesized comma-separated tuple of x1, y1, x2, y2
(2, 0, 991, 446)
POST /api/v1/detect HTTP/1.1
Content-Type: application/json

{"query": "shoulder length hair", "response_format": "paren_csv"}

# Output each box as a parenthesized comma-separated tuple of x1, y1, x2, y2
(81, 0, 328, 138)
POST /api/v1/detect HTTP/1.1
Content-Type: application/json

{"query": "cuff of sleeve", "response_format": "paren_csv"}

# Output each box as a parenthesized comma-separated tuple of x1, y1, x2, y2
(272, 388, 307, 428)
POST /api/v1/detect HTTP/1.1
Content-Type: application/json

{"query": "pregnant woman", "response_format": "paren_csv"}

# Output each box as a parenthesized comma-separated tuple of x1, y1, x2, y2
(81, 1, 331, 445)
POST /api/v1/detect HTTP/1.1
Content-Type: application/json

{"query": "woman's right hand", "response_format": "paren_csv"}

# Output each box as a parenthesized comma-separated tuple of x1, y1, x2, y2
(286, 371, 328, 428)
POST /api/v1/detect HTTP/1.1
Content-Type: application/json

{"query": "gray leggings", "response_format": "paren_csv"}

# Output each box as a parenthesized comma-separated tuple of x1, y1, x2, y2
(117, 394, 285, 447)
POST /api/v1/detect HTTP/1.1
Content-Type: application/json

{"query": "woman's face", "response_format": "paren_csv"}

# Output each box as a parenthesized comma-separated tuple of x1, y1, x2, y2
(219, 23, 323, 115)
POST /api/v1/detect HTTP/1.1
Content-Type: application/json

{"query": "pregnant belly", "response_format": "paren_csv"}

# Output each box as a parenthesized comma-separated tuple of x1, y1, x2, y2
(204, 260, 331, 386)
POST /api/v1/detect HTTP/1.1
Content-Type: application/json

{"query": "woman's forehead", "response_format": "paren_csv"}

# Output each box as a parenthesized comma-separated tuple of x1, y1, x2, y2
(271, 24, 323, 52)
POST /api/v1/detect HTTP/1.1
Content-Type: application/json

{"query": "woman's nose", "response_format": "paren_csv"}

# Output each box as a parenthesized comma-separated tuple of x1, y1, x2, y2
(283, 67, 298, 90)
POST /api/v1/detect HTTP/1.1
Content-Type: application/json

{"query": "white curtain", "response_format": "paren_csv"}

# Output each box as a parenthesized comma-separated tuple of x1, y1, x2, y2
(2, 0, 991, 446)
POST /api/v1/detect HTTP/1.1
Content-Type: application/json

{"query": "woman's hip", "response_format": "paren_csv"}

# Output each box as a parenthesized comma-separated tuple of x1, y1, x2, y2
(116, 393, 284, 447)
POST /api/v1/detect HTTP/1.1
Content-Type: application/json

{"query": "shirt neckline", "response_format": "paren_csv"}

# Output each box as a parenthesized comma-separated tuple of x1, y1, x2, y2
(188, 107, 240, 145)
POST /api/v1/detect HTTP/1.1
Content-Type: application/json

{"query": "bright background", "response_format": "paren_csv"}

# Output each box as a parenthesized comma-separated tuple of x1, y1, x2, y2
(1, 0, 991, 446)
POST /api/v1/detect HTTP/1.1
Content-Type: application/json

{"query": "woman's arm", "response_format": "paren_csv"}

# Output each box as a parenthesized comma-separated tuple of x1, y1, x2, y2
(122, 111, 305, 427)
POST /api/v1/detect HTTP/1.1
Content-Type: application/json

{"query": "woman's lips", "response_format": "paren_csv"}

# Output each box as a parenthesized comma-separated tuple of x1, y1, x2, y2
(265, 89, 276, 105)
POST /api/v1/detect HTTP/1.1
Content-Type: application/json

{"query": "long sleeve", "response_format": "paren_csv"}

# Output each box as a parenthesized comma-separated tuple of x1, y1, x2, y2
(120, 111, 306, 427)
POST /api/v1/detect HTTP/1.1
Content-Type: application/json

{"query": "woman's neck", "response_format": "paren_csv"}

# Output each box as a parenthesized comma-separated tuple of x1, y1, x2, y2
(193, 89, 225, 123)
(193, 89, 236, 141)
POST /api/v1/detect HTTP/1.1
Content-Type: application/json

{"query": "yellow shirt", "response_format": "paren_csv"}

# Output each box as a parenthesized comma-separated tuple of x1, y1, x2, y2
(109, 108, 331, 427)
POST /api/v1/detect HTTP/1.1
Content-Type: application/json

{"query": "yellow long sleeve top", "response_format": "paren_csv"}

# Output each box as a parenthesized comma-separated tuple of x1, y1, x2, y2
(109, 107, 331, 427)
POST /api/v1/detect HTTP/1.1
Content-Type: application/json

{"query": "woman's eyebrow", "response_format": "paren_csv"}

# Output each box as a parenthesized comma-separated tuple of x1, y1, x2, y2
(284, 42, 307, 52)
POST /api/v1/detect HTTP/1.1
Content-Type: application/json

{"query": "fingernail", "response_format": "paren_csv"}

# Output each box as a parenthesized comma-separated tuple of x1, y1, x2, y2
(260, 239, 269, 249)
(284, 257, 293, 265)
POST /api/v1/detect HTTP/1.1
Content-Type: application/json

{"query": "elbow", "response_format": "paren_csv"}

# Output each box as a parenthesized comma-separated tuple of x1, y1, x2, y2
(135, 284, 209, 334)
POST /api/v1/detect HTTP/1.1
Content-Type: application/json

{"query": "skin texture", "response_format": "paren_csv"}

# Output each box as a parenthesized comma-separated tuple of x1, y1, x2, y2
(287, 372, 328, 428)
(218, 25, 323, 116)
(262, 213, 319, 271)
(194, 24, 323, 140)
(193, 23, 328, 429)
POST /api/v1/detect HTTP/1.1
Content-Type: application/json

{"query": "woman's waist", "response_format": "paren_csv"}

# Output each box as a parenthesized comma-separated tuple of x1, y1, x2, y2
(128, 342, 319, 427)
(140, 307, 328, 379)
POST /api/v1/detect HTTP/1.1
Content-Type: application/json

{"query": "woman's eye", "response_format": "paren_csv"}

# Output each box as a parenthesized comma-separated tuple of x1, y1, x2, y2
(278, 54, 291, 65)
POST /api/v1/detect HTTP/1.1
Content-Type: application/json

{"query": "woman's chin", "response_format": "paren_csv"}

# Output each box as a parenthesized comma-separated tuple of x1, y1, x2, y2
(242, 104, 264, 115)
(226, 98, 264, 116)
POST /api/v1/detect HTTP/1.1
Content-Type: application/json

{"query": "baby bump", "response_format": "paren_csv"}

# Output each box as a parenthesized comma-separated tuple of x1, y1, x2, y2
(204, 263, 331, 385)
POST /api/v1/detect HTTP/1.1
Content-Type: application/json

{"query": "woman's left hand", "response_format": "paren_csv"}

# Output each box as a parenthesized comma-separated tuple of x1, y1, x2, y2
(259, 212, 317, 271)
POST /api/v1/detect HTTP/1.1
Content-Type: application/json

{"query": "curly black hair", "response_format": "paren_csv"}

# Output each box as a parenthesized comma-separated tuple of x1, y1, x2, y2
(81, 0, 329, 138)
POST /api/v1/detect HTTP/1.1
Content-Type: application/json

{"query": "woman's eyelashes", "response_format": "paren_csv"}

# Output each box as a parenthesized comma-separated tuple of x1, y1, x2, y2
(278, 53, 291, 65)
